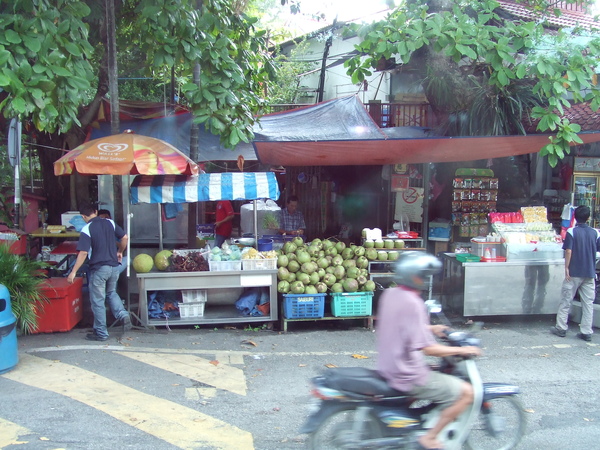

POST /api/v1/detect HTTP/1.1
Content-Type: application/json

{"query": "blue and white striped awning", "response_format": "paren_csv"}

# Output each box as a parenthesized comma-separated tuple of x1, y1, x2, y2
(130, 172, 280, 204)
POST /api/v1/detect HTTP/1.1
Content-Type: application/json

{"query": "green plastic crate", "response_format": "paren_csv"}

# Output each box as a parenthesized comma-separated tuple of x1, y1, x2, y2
(330, 292, 374, 317)
(455, 253, 480, 263)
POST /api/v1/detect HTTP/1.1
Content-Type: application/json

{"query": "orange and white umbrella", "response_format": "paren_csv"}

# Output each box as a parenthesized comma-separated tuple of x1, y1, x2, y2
(54, 132, 199, 176)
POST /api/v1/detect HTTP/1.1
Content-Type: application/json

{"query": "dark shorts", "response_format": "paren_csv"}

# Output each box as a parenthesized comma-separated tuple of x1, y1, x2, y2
(407, 371, 464, 409)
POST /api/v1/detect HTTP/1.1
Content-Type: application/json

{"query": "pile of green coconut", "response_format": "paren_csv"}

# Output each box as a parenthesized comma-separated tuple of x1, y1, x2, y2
(277, 237, 402, 295)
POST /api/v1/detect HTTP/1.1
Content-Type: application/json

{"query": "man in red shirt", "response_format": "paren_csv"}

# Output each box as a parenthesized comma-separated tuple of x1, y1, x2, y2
(215, 200, 234, 248)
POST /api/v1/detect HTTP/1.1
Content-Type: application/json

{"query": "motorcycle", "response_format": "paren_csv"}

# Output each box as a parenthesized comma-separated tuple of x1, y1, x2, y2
(300, 314, 526, 450)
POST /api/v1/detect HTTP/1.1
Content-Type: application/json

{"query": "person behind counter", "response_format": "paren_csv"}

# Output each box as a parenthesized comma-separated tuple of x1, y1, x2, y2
(214, 200, 234, 247)
(67, 202, 131, 341)
(278, 195, 306, 236)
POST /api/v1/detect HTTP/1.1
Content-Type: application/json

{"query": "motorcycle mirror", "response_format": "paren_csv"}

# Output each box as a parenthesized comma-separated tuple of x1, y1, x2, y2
(425, 299, 442, 314)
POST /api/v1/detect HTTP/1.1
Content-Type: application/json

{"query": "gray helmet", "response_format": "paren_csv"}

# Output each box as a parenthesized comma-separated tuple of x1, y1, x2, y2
(393, 251, 442, 290)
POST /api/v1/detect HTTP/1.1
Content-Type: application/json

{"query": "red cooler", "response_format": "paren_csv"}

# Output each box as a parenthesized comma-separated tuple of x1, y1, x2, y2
(34, 277, 83, 333)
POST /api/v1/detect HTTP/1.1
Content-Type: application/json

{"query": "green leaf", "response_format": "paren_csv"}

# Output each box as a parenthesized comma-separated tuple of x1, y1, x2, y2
(455, 44, 477, 60)
(50, 66, 72, 77)
(5, 29, 22, 45)
(203, 89, 215, 102)
(0, 72, 10, 87)
(229, 128, 240, 147)
(12, 96, 27, 114)
(64, 42, 82, 57)
(22, 35, 41, 53)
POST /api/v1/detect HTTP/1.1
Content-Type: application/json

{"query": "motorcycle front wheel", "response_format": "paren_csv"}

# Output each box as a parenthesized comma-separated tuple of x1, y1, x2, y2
(465, 396, 526, 450)
(308, 407, 384, 450)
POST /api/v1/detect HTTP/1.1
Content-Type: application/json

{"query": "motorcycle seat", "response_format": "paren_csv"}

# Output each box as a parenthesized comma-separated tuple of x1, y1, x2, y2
(319, 367, 408, 398)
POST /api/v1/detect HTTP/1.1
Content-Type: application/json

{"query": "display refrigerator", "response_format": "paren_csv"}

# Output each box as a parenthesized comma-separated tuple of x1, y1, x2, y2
(572, 157, 600, 228)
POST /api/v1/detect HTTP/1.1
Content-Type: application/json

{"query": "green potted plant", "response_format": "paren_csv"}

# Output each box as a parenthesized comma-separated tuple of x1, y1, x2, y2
(0, 244, 48, 334)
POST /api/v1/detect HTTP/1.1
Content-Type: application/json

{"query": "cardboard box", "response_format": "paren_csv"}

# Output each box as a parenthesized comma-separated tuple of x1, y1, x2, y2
(34, 277, 83, 333)
(61, 211, 83, 228)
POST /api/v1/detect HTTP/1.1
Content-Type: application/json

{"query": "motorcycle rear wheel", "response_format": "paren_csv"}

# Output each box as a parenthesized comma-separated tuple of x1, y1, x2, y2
(308, 407, 384, 450)
(465, 396, 526, 450)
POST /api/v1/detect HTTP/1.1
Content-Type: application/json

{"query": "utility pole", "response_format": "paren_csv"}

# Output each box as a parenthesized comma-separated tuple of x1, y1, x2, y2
(105, 0, 123, 225)
(317, 20, 336, 103)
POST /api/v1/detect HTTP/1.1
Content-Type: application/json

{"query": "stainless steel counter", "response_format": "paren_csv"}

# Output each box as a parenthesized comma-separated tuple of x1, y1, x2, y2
(441, 254, 565, 316)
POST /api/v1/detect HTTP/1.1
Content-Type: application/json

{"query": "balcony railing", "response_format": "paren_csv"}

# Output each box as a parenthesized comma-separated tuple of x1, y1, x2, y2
(365, 102, 434, 128)
(266, 102, 435, 128)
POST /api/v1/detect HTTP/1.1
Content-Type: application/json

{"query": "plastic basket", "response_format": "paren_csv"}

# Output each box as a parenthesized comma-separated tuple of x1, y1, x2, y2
(283, 293, 326, 319)
(330, 292, 373, 317)
(455, 253, 481, 263)
(242, 258, 277, 271)
(208, 260, 242, 271)
(178, 301, 206, 318)
(181, 289, 207, 303)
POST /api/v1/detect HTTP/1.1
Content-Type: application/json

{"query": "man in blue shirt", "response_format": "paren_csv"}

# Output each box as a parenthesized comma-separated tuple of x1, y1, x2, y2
(68, 202, 131, 341)
(551, 205, 600, 342)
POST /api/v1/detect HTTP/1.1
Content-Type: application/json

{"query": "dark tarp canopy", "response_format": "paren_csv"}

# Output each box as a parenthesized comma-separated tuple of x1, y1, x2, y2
(253, 132, 600, 166)
(251, 96, 600, 166)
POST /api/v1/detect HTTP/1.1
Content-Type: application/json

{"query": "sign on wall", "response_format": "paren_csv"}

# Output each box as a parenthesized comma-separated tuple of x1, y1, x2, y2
(574, 157, 600, 172)
(391, 174, 410, 191)
(395, 187, 424, 223)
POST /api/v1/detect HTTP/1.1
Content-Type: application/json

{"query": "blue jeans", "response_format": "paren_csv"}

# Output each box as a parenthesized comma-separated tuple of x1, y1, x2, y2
(89, 265, 128, 338)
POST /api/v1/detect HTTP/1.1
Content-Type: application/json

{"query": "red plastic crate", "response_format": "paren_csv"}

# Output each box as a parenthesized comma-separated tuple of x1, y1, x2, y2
(0, 235, 27, 255)
(34, 277, 84, 333)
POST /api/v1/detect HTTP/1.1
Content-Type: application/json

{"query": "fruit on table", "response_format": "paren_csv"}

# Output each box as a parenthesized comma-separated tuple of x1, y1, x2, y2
(132, 253, 154, 273)
(154, 250, 173, 271)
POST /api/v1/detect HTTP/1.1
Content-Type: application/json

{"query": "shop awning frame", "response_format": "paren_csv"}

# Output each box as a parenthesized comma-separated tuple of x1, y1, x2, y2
(129, 172, 280, 204)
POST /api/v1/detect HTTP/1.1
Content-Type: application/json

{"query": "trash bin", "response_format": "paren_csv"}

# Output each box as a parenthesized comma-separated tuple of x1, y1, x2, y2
(0, 284, 18, 374)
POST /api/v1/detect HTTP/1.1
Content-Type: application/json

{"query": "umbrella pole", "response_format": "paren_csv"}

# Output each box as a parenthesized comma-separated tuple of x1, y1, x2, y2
(158, 204, 164, 251)
(253, 200, 258, 248)
(126, 175, 144, 328)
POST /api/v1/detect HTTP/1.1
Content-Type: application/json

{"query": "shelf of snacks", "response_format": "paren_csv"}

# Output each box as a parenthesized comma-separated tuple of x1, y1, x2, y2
(451, 169, 499, 238)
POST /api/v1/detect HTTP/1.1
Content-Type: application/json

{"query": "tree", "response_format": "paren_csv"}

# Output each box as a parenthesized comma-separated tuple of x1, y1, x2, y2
(344, 0, 600, 167)
(0, 0, 275, 221)
(269, 39, 318, 104)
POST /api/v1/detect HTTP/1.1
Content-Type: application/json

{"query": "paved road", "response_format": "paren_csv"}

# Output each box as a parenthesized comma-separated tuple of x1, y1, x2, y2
(1, 315, 600, 449)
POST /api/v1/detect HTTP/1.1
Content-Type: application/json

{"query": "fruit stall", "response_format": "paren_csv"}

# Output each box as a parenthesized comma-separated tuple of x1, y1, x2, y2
(130, 172, 281, 327)
(441, 207, 566, 316)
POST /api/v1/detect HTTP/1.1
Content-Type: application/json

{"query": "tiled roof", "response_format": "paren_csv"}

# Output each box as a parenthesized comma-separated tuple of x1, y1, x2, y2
(497, 0, 599, 29)
(525, 102, 600, 132)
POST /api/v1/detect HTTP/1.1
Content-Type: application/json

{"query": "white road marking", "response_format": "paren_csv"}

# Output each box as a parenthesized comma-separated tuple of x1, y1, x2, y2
(2, 354, 253, 449)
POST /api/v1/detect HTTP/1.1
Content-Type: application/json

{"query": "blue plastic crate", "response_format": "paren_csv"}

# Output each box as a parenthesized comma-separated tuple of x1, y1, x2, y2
(330, 292, 374, 317)
(283, 293, 326, 319)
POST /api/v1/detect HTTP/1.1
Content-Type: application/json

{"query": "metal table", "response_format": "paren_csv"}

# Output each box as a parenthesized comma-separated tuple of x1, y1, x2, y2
(441, 253, 565, 316)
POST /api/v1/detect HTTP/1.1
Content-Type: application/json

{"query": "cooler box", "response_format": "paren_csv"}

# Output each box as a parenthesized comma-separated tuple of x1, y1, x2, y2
(61, 211, 83, 228)
(34, 277, 84, 333)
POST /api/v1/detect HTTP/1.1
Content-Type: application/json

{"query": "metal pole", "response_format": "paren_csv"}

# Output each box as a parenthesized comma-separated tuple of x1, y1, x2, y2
(253, 200, 258, 247)
(158, 204, 164, 251)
